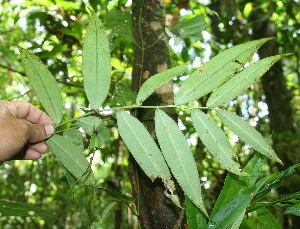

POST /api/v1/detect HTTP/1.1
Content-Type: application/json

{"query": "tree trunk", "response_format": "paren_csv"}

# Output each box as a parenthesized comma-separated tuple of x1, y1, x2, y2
(129, 0, 185, 228)
(250, 2, 300, 228)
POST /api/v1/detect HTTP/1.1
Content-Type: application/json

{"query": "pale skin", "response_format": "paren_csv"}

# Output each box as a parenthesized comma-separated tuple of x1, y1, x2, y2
(0, 100, 54, 163)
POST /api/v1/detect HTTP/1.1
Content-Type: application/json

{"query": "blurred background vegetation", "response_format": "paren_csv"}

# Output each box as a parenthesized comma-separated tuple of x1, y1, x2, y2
(0, 0, 299, 228)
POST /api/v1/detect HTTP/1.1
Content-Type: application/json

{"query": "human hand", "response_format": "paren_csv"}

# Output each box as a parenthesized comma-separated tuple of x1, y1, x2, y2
(0, 100, 55, 162)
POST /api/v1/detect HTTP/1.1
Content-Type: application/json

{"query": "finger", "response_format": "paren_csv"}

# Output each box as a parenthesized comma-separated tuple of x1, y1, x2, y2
(23, 148, 43, 160)
(29, 142, 49, 154)
(27, 122, 55, 143)
(5, 101, 54, 124)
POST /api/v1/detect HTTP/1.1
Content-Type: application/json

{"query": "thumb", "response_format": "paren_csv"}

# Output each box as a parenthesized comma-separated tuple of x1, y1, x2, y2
(27, 123, 55, 143)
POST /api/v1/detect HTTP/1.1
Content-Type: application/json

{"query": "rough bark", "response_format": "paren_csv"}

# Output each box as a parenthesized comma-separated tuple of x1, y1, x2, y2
(129, 0, 185, 228)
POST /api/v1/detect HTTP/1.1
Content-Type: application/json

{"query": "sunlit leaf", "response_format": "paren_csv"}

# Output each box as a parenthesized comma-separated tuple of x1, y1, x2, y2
(230, 210, 246, 229)
(256, 208, 281, 228)
(102, 202, 117, 225)
(208, 176, 268, 229)
(217, 110, 281, 163)
(20, 49, 63, 124)
(83, 13, 111, 109)
(211, 154, 264, 218)
(186, 196, 207, 229)
(0, 200, 57, 220)
(136, 64, 188, 105)
(75, 116, 102, 135)
(116, 111, 175, 192)
(171, 14, 209, 38)
(207, 55, 288, 107)
(191, 110, 243, 175)
(46, 134, 94, 186)
(155, 109, 208, 216)
(175, 38, 272, 105)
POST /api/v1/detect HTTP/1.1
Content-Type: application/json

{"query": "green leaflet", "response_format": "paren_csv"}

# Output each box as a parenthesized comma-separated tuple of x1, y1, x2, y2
(20, 49, 63, 124)
(217, 110, 282, 163)
(207, 54, 287, 107)
(191, 110, 243, 175)
(175, 38, 272, 105)
(136, 64, 188, 105)
(211, 154, 264, 218)
(116, 111, 175, 192)
(185, 196, 207, 229)
(208, 176, 268, 229)
(83, 13, 111, 109)
(230, 210, 246, 229)
(256, 208, 281, 229)
(46, 134, 94, 186)
(155, 109, 208, 217)
(171, 14, 209, 38)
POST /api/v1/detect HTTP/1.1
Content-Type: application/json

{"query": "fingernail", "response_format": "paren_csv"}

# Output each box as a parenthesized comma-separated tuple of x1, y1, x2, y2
(45, 124, 55, 136)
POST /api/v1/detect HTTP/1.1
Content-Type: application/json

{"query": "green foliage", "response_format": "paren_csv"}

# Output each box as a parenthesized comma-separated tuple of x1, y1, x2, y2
(15, 23, 291, 224)
(1, 2, 299, 227)
(217, 110, 281, 163)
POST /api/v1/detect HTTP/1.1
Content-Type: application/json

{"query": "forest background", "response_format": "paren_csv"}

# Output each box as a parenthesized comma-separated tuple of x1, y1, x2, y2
(0, 0, 299, 228)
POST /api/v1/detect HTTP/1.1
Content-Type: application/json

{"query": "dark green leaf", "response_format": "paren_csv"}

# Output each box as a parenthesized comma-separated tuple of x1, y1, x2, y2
(171, 14, 209, 38)
(211, 154, 264, 218)
(256, 208, 281, 229)
(186, 196, 207, 229)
